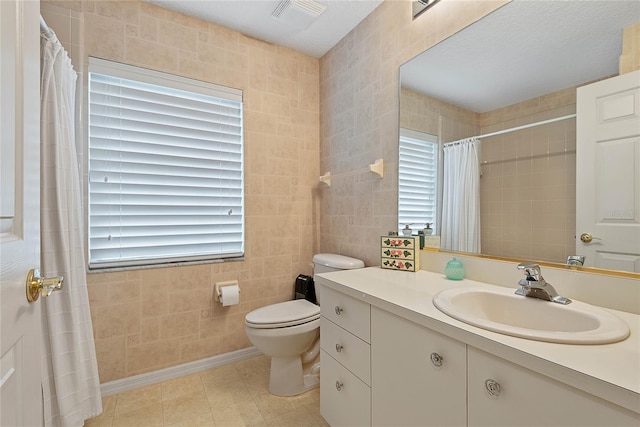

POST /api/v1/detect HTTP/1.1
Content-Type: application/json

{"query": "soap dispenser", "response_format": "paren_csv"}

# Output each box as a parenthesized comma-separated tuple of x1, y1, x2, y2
(445, 257, 465, 280)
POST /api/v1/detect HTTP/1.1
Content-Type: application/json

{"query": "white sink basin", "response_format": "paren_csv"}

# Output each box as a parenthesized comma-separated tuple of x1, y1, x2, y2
(432, 287, 630, 344)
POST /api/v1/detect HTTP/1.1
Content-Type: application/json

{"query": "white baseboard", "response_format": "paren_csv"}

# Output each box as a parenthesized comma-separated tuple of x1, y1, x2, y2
(100, 347, 263, 396)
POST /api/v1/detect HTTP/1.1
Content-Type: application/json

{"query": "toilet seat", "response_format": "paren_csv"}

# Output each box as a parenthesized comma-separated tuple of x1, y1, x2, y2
(245, 299, 320, 329)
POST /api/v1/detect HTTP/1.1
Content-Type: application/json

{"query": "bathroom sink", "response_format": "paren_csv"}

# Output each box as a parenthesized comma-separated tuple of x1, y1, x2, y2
(432, 287, 630, 344)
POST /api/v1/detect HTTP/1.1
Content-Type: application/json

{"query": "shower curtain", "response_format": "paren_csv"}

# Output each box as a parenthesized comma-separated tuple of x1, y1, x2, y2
(40, 22, 102, 426)
(441, 138, 481, 253)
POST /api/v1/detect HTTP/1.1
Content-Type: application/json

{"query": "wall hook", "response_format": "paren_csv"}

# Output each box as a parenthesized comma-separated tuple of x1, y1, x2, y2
(369, 159, 384, 178)
(319, 172, 331, 187)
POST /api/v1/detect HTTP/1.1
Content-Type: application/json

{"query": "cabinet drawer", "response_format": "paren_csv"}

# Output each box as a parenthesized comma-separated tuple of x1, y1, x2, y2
(320, 286, 370, 343)
(380, 247, 416, 260)
(321, 317, 371, 385)
(320, 350, 371, 427)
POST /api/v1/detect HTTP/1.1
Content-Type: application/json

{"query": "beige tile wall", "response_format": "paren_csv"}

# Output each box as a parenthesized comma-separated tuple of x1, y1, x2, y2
(42, 0, 320, 383)
(318, 0, 508, 266)
(400, 87, 479, 142)
(620, 21, 640, 74)
(478, 88, 578, 263)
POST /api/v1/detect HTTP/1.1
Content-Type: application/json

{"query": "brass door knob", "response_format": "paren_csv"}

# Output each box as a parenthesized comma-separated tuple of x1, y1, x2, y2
(580, 233, 600, 243)
(26, 269, 63, 302)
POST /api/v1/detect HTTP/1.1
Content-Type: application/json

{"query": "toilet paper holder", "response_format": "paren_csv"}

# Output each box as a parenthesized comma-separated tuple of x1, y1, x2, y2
(214, 280, 240, 302)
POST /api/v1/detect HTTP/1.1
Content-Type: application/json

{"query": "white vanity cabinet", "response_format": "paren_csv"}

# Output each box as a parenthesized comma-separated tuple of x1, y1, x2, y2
(317, 277, 639, 427)
(467, 347, 640, 427)
(319, 286, 371, 427)
(371, 307, 466, 427)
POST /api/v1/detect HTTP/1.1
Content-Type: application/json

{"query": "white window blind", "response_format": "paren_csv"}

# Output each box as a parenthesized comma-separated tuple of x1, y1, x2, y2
(88, 58, 244, 269)
(398, 128, 438, 233)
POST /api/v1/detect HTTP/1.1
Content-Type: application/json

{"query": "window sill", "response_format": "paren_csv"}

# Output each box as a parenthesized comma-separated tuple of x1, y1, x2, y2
(87, 256, 245, 274)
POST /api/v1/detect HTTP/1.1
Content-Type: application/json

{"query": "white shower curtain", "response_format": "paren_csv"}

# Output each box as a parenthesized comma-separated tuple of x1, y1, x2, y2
(40, 23, 102, 426)
(441, 138, 481, 253)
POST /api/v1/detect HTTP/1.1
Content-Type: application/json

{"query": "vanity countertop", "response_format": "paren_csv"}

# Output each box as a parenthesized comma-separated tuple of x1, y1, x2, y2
(315, 267, 640, 414)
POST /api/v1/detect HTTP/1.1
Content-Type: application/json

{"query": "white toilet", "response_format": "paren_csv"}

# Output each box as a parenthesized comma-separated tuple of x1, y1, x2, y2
(244, 253, 365, 396)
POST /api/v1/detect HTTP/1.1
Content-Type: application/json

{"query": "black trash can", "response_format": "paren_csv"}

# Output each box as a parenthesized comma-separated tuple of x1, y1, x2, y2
(294, 274, 316, 304)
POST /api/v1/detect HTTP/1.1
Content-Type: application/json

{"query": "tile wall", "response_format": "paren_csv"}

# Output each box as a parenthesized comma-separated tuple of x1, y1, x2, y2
(478, 88, 577, 262)
(318, 0, 507, 266)
(400, 87, 479, 143)
(42, 0, 320, 383)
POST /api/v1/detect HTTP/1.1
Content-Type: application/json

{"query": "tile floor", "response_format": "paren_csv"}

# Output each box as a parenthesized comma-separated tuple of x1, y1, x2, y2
(85, 355, 329, 427)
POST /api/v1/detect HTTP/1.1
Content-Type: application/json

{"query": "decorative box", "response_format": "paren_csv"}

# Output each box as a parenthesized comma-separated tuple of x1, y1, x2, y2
(380, 236, 420, 272)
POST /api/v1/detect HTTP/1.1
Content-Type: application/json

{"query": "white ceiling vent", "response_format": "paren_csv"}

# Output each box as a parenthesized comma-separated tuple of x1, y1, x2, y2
(272, 0, 327, 31)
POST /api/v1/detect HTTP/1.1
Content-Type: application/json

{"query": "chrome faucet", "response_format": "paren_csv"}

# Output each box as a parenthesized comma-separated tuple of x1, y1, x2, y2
(566, 255, 586, 266)
(515, 263, 571, 305)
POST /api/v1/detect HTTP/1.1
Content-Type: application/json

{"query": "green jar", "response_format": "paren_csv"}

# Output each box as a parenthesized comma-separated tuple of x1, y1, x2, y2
(445, 257, 465, 280)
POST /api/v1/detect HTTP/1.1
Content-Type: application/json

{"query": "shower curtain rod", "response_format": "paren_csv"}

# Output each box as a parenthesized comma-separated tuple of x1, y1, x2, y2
(40, 15, 53, 36)
(443, 113, 577, 147)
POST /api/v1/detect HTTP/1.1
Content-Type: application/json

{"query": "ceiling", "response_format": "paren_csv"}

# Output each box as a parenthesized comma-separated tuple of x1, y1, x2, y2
(401, 0, 640, 113)
(143, 0, 383, 58)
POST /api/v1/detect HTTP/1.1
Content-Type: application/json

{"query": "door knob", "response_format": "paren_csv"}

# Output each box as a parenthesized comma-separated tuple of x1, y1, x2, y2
(580, 233, 601, 243)
(26, 269, 63, 302)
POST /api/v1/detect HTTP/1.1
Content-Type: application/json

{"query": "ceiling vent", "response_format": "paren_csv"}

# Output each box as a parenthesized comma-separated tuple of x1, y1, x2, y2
(272, 0, 327, 31)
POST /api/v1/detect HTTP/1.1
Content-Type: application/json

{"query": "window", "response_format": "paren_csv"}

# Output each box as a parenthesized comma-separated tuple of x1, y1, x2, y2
(398, 128, 439, 234)
(87, 58, 244, 269)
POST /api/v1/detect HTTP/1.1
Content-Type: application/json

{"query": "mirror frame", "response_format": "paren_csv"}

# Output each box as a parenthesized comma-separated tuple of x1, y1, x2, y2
(433, 250, 640, 279)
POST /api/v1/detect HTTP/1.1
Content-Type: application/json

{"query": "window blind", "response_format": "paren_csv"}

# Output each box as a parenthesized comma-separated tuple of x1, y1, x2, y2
(88, 58, 244, 269)
(398, 129, 438, 234)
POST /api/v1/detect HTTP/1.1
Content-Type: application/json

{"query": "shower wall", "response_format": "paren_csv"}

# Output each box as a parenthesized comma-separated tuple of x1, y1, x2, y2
(479, 86, 578, 262)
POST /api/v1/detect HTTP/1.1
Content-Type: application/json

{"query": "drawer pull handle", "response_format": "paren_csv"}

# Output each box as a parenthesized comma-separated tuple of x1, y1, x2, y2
(335, 380, 344, 391)
(335, 306, 343, 315)
(485, 379, 501, 397)
(430, 352, 443, 367)
(335, 343, 343, 353)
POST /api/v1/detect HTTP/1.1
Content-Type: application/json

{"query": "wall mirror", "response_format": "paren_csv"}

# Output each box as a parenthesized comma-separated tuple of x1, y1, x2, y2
(398, 0, 640, 274)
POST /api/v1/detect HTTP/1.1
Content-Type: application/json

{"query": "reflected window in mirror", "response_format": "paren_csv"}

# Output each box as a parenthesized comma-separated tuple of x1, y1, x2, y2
(398, 128, 439, 235)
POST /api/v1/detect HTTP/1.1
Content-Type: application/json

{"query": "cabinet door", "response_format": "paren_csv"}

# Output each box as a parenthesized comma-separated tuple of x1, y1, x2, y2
(320, 350, 371, 427)
(371, 307, 467, 427)
(468, 347, 640, 427)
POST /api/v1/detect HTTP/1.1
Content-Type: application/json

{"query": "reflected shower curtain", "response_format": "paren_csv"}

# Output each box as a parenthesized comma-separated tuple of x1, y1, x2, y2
(41, 24, 102, 426)
(441, 138, 481, 253)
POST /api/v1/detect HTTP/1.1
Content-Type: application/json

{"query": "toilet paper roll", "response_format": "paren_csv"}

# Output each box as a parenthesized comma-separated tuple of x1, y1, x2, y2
(219, 285, 240, 306)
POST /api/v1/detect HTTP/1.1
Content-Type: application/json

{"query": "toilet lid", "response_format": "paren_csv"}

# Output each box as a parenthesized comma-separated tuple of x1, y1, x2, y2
(245, 300, 320, 328)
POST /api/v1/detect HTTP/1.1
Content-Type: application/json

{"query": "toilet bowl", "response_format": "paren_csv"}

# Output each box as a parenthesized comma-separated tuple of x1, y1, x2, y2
(244, 253, 364, 396)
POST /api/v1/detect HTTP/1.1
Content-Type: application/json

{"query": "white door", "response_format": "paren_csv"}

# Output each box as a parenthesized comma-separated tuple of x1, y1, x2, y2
(0, 1, 43, 426)
(576, 70, 640, 272)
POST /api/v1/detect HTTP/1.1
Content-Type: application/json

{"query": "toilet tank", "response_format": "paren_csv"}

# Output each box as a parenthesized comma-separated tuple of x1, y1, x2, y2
(312, 253, 364, 274)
